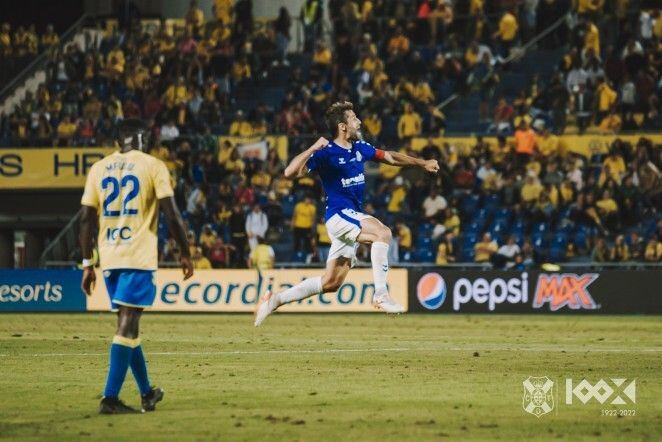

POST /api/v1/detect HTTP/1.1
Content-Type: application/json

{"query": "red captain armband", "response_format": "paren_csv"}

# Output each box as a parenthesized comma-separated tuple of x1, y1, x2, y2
(374, 149, 386, 160)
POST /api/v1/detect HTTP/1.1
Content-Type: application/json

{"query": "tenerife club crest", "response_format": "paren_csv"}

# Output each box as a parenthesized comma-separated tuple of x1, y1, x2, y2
(523, 376, 555, 417)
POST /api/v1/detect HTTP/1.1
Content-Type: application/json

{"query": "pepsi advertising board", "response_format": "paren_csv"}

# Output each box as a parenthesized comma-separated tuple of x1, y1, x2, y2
(0, 270, 87, 312)
(410, 269, 662, 314)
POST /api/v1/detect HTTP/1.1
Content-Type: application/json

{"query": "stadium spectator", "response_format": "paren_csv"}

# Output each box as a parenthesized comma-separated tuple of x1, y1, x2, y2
(274, 7, 291, 65)
(248, 236, 275, 270)
(301, 0, 322, 52)
(628, 232, 645, 261)
(292, 195, 316, 254)
(386, 176, 407, 214)
(644, 238, 661, 262)
(208, 237, 234, 268)
(160, 119, 180, 142)
(395, 220, 412, 261)
(199, 224, 217, 255)
(609, 235, 630, 262)
(591, 237, 609, 262)
(474, 233, 498, 263)
(185, 0, 205, 37)
(192, 246, 212, 269)
(514, 120, 537, 169)
(435, 231, 455, 265)
(422, 187, 447, 220)
(494, 9, 518, 58)
(229, 203, 248, 266)
(493, 235, 521, 269)
(397, 103, 421, 141)
(314, 215, 331, 263)
(245, 203, 269, 251)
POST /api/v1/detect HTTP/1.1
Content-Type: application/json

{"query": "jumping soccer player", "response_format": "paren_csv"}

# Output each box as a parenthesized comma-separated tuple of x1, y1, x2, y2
(80, 118, 193, 414)
(255, 101, 439, 325)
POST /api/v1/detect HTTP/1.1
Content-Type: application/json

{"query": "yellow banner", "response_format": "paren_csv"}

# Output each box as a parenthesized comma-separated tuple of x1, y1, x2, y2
(218, 135, 288, 161)
(0, 148, 114, 189)
(412, 134, 661, 158)
(87, 268, 408, 312)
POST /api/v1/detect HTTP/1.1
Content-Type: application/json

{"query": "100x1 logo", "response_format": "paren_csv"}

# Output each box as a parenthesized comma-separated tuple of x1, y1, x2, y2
(522, 377, 637, 417)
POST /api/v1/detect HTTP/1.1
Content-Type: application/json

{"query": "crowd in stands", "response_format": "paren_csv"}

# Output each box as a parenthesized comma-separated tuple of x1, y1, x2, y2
(0, 0, 660, 268)
(0, 23, 60, 87)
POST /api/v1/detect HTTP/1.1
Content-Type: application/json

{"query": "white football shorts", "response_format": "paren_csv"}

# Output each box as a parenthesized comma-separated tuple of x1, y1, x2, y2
(325, 208, 373, 267)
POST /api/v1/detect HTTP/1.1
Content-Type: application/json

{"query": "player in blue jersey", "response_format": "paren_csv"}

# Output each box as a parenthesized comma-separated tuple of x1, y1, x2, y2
(255, 101, 439, 325)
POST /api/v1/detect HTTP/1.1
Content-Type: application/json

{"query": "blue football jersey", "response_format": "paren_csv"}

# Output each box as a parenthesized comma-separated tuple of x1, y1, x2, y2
(306, 140, 378, 221)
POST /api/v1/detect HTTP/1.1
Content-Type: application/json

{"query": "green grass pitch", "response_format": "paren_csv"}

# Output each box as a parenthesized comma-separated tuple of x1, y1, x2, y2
(1, 314, 660, 441)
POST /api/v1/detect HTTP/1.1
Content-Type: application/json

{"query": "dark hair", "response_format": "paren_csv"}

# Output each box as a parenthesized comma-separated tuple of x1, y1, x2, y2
(117, 118, 148, 149)
(325, 101, 354, 137)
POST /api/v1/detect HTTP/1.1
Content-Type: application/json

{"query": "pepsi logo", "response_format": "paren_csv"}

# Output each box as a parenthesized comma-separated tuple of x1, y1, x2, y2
(417, 273, 446, 310)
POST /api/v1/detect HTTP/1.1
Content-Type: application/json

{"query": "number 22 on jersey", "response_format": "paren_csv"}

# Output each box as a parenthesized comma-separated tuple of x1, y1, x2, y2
(102, 175, 140, 217)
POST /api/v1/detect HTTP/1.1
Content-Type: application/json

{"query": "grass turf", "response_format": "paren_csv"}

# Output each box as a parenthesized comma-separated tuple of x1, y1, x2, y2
(0, 313, 660, 441)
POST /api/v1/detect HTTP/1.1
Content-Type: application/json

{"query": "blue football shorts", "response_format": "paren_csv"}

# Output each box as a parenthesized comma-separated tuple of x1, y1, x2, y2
(102, 269, 156, 311)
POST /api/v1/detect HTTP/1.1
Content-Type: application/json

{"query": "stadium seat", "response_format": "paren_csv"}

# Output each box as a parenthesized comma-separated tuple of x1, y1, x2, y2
(416, 236, 432, 249)
(418, 223, 433, 236)
(414, 247, 435, 263)
(460, 194, 480, 217)
(460, 247, 475, 262)
(281, 195, 296, 218)
(291, 251, 306, 262)
(510, 219, 527, 235)
(532, 233, 547, 248)
(574, 229, 588, 250)
(549, 246, 566, 262)
(533, 222, 548, 234)
(493, 207, 513, 224)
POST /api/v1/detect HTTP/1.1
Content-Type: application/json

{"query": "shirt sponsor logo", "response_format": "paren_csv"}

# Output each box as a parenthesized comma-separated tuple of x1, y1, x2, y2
(106, 226, 133, 242)
(340, 173, 365, 188)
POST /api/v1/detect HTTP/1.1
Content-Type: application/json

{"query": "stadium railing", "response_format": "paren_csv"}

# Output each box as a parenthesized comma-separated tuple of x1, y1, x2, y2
(0, 14, 93, 115)
(436, 10, 572, 112)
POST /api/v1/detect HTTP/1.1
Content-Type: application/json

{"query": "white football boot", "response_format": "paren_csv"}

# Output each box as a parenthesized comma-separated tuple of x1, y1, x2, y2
(372, 289, 405, 314)
(254, 290, 279, 326)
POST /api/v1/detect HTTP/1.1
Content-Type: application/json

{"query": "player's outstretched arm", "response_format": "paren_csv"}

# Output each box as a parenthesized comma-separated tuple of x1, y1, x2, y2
(79, 205, 98, 296)
(283, 136, 328, 178)
(160, 196, 194, 280)
(380, 150, 440, 173)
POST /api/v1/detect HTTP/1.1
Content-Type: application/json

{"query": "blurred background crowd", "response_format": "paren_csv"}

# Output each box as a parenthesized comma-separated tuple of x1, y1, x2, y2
(2, 0, 660, 269)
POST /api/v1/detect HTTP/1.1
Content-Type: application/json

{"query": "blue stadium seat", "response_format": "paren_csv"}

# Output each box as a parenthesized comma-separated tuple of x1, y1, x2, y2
(574, 229, 588, 250)
(493, 207, 512, 224)
(414, 247, 435, 263)
(532, 233, 547, 248)
(416, 236, 432, 249)
(281, 195, 296, 218)
(552, 233, 568, 247)
(460, 194, 480, 217)
(418, 223, 433, 236)
(483, 194, 500, 215)
(291, 251, 306, 262)
(462, 234, 478, 249)
(460, 247, 475, 262)
(549, 246, 566, 262)
(510, 219, 527, 235)
(465, 221, 484, 234)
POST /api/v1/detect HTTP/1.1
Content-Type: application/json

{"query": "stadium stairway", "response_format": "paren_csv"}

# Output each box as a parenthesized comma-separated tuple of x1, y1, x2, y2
(443, 48, 566, 134)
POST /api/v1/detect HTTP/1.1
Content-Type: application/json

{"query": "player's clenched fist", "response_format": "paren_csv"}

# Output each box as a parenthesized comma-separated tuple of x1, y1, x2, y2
(424, 159, 440, 173)
(311, 137, 329, 151)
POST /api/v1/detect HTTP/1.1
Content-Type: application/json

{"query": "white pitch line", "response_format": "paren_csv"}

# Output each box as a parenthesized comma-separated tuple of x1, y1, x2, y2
(0, 345, 661, 358)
